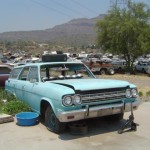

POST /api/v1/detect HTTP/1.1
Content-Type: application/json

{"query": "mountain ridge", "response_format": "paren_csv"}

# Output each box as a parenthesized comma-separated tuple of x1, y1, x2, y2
(0, 14, 105, 46)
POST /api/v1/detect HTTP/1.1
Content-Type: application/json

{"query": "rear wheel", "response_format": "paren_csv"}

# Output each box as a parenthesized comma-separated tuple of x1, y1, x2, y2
(45, 106, 66, 133)
(100, 69, 106, 75)
(142, 68, 146, 73)
(118, 67, 123, 73)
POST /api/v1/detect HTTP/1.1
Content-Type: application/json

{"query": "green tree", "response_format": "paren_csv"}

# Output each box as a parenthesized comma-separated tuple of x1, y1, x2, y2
(96, 0, 150, 73)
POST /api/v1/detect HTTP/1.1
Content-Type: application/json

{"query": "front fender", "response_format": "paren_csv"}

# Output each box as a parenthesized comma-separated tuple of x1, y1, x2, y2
(40, 97, 58, 115)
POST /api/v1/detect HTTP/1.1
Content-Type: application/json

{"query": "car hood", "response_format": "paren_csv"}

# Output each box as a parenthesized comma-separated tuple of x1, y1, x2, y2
(51, 79, 131, 91)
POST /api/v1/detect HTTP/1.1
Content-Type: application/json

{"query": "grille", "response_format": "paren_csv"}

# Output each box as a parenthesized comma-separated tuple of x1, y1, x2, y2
(78, 88, 127, 103)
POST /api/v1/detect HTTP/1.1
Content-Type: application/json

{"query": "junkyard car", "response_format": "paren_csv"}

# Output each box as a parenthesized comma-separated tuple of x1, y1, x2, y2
(5, 55, 141, 133)
(84, 60, 115, 75)
(146, 62, 150, 76)
(135, 60, 149, 73)
(0, 63, 12, 87)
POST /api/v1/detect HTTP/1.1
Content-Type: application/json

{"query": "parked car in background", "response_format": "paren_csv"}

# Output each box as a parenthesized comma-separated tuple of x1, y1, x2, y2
(5, 54, 141, 133)
(146, 61, 150, 76)
(0, 63, 12, 87)
(84, 60, 115, 75)
(112, 60, 126, 72)
(135, 60, 150, 73)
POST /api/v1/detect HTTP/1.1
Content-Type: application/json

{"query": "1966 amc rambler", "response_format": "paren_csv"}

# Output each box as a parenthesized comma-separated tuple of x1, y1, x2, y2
(5, 55, 141, 133)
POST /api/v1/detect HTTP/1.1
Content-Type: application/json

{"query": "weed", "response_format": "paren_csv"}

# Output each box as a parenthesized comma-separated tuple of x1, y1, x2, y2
(0, 88, 31, 115)
(2, 100, 31, 116)
(146, 91, 150, 97)
(138, 91, 143, 97)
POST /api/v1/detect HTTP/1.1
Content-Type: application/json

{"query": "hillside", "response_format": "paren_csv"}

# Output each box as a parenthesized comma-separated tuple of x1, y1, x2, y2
(0, 14, 105, 46)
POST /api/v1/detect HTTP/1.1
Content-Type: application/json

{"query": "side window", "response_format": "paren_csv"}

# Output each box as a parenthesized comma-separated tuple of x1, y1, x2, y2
(137, 62, 140, 65)
(19, 67, 30, 81)
(28, 67, 38, 82)
(10, 68, 22, 79)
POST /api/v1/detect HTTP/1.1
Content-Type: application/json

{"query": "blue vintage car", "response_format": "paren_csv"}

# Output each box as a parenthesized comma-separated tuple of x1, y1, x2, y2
(5, 56, 141, 133)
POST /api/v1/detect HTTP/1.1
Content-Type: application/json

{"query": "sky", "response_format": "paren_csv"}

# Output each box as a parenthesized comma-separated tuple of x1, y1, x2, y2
(0, 0, 150, 33)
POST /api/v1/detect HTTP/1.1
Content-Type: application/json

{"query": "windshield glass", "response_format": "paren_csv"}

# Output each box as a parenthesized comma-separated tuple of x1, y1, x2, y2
(40, 63, 95, 82)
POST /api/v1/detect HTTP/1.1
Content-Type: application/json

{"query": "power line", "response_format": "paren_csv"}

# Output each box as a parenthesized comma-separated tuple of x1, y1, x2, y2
(70, 0, 99, 15)
(110, 0, 127, 8)
(30, 0, 73, 18)
(51, 0, 87, 18)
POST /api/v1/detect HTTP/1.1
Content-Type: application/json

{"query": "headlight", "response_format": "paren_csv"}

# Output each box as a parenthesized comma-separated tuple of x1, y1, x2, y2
(73, 95, 82, 105)
(131, 88, 138, 97)
(62, 96, 73, 106)
(126, 89, 132, 98)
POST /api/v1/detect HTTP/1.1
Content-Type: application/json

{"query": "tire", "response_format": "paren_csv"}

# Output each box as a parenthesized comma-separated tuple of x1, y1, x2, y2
(45, 106, 66, 133)
(100, 69, 106, 75)
(142, 68, 146, 73)
(109, 68, 115, 75)
(118, 67, 123, 73)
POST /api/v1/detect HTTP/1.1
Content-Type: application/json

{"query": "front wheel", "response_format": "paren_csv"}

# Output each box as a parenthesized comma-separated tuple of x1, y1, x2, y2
(109, 68, 115, 75)
(45, 106, 66, 133)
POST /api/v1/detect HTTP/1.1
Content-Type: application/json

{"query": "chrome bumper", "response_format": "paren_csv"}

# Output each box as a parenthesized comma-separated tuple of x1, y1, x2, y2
(57, 103, 124, 122)
(57, 98, 141, 122)
(124, 97, 141, 112)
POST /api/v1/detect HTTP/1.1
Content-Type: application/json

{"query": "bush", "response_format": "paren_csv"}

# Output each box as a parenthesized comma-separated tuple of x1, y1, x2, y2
(2, 100, 31, 116)
(0, 88, 31, 115)
(146, 91, 150, 97)
(0, 88, 18, 102)
(138, 91, 143, 97)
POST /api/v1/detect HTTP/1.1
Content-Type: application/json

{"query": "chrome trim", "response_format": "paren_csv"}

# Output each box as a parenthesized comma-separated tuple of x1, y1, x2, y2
(62, 96, 73, 106)
(124, 97, 141, 112)
(57, 103, 124, 122)
(81, 90, 126, 103)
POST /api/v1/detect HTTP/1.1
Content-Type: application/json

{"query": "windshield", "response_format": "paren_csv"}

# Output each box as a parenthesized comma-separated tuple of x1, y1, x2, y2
(40, 63, 95, 82)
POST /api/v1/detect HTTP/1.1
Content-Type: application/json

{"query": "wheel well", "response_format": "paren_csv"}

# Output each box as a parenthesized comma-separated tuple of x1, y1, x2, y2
(40, 100, 51, 119)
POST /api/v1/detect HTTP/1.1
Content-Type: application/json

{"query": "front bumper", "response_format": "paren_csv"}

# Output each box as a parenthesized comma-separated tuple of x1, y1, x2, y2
(57, 98, 141, 122)
(124, 97, 141, 112)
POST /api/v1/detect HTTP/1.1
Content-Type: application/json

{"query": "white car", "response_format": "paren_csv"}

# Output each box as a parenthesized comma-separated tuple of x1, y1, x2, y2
(146, 62, 150, 76)
(135, 60, 150, 73)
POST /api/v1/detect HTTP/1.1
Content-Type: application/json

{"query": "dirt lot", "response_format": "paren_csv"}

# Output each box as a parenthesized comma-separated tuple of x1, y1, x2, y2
(99, 74, 150, 101)
(0, 102, 150, 150)
(0, 74, 150, 150)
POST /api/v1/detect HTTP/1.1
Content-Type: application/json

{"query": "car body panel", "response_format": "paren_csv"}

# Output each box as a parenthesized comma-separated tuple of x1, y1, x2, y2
(5, 60, 141, 123)
(0, 64, 12, 87)
(51, 79, 131, 90)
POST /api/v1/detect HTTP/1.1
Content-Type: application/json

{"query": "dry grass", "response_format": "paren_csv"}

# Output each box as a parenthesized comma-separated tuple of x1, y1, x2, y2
(97, 74, 150, 102)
